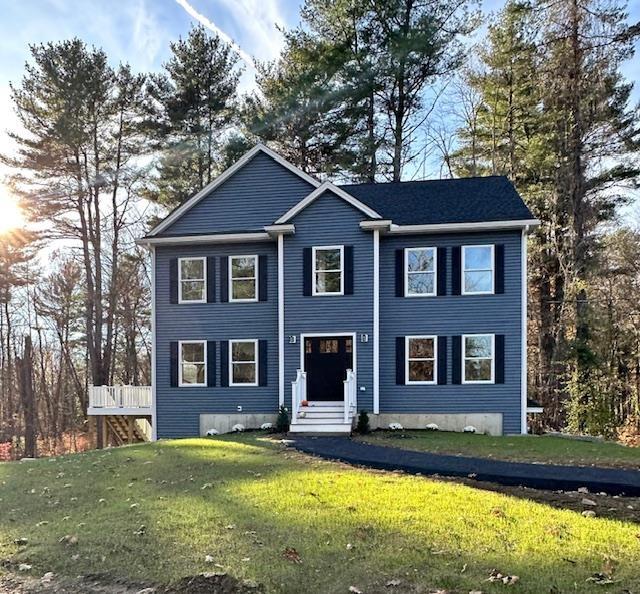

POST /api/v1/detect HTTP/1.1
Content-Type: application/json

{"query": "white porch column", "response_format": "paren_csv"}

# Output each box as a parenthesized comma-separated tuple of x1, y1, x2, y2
(278, 233, 285, 407)
(373, 228, 380, 414)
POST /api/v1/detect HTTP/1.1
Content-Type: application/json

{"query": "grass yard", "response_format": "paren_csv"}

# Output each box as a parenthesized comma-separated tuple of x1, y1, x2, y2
(358, 430, 640, 469)
(1, 435, 639, 593)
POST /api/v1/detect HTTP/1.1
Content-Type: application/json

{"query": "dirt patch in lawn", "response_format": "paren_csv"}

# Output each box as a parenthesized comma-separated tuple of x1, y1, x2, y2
(0, 572, 264, 594)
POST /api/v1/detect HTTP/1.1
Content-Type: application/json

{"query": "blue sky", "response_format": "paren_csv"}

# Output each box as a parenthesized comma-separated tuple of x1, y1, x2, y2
(0, 0, 638, 177)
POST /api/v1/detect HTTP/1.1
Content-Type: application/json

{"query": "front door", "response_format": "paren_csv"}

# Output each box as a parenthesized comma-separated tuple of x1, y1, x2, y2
(304, 336, 353, 401)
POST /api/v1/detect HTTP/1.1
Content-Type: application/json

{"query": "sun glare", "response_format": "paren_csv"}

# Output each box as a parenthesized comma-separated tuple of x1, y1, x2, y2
(0, 186, 25, 234)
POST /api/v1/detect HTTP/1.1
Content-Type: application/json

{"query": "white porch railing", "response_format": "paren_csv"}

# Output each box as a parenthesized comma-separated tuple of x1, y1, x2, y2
(291, 370, 307, 422)
(89, 385, 152, 411)
(343, 369, 357, 423)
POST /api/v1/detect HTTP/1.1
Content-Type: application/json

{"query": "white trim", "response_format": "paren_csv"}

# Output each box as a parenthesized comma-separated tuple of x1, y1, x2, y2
(229, 339, 259, 387)
(527, 406, 543, 414)
(388, 219, 540, 235)
(462, 244, 495, 296)
(138, 232, 271, 247)
(405, 335, 438, 385)
(521, 228, 529, 433)
(229, 254, 258, 303)
(373, 229, 380, 414)
(404, 247, 437, 297)
(300, 333, 357, 401)
(278, 234, 285, 407)
(275, 181, 382, 224)
(178, 257, 207, 304)
(265, 224, 295, 236)
(178, 340, 208, 387)
(151, 246, 157, 440)
(462, 334, 495, 384)
(312, 245, 344, 296)
(360, 220, 393, 231)
(148, 144, 320, 237)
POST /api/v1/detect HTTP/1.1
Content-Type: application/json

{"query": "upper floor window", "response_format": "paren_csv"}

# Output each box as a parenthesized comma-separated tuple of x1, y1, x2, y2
(313, 246, 343, 296)
(462, 334, 494, 383)
(230, 339, 258, 386)
(462, 245, 494, 295)
(230, 255, 258, 302)
(179, 340, 207, 387)
(405, 247, 436, 296)
(179, 257, 206, 303)
(405, 336, 437, 384)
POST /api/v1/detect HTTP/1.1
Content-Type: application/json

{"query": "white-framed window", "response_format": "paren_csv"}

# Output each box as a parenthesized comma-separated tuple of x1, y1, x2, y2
(312, 246, 344, 296)
(405, 335, 437, 384)
(179, 340, 207, 387)
(229, 255, 258, 302)
(462, 245, 494, 295)
(462, 334, 495, 384)
(229, 339, 258, 386)
(178, 257, 206, 303)
(405, 247, 436, 296)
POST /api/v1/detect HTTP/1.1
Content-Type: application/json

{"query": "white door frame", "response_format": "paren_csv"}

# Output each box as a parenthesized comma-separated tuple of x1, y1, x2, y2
(300, 332, 357, 401)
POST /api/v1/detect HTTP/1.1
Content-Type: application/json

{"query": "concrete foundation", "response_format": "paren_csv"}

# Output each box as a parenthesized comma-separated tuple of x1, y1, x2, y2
(199, 413, 278, 435)
(371, 413, 503, 436)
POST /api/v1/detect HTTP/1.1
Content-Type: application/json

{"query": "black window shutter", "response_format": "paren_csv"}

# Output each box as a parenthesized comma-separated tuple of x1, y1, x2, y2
(170, 259, 178, 304)
(258, 340, 268, 386)
(344, 246, 354, 295)
(220, 341, 229, 387)
(207, 257, 216, 303)
(207, 341, 216, 387)
(437, 247, 447, 296)
(303, 247, 312, 296)
(451, 247, 461, 295)
(259, 255, 268, 301)
(220, 256, 229, 302)
(437, 336, 447, 385)
(396, 337, 405, 385)
(495, 334, 505, 384)
(395, 249, 404, 297)
(495, 244, 505, 294)
(170, 341, 178, 387)
(452, 335, 462, 384)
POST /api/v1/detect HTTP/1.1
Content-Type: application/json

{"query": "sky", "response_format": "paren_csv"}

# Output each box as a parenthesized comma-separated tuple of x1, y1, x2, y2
(0, 0, 638, 182)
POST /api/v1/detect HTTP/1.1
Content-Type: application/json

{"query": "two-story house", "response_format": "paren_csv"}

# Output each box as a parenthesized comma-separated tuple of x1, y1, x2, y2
(137, 144, 539, 437)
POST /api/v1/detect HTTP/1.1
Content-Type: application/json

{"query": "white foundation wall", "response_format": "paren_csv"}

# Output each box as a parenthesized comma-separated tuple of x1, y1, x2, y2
(371, 413, 503, 436)
(200, 413, 278, 435)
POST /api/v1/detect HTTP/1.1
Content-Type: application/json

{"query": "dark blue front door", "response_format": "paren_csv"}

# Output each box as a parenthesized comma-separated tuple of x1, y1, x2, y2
(304, 336, 353, 401)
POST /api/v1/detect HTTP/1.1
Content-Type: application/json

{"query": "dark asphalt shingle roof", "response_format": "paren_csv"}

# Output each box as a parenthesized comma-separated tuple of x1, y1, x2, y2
(339, 176, 534, 225)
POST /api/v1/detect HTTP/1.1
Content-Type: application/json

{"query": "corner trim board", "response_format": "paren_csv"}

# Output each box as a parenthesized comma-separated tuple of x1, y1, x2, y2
(521, 227, 529, 434)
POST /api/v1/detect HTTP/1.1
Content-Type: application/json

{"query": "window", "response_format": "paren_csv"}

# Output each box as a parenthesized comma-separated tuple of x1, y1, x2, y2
(405, 336, 437, 384)
(463, 334, 494, 383)
(179, 257, 206, 303)
(229, 255, 257, 302)
(313, 246, 343, 295)
(179, 341, 207, 387)
(405, 247, 436, 296)
(462, 245, 494, 295)
(230, 339, 258, 386)
(319, 339, 339, 354)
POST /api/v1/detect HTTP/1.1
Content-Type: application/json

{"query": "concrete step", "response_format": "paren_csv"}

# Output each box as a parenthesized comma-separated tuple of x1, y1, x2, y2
(289, 423, 352, 434)
(300, 405, 344, 413)
(299, 411, 346, 419)
(293, 416, 352, 425)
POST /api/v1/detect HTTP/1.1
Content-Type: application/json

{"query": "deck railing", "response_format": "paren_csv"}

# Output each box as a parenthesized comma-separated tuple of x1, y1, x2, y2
(89, 385, 152, 410)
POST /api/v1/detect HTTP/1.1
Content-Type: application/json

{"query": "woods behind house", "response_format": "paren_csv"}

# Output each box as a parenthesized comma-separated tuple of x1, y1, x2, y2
(0, 0, 639, 457)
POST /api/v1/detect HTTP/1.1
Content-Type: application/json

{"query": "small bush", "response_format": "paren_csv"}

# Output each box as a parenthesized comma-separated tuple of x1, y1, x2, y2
(356, 410, 370, 434)
(275, 406, 290, 433)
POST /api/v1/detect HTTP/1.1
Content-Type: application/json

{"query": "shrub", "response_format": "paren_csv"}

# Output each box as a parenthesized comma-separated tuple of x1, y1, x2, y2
(260, 422, 273, 431)
(205, 429, 219, 437)
(275, 406, 290, 433)
(356, 410, 370, 434)
(425, 423, 439, 431)
(231, 424, 245, 433)
(389, 422, 404, 431)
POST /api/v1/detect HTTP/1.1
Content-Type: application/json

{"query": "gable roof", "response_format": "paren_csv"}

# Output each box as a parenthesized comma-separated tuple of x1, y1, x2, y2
(147, 143, 321, 237)
(340, 176, 535, 226)
(275, 181, 382, 224)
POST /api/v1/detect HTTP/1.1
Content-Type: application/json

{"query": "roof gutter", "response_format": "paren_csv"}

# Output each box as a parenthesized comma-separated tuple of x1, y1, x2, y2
(136, 232, 272, 247)
(387, 219, 540, 235)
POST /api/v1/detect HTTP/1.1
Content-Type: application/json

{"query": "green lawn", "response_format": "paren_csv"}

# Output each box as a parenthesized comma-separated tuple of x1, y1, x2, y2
(358, 430, 640, 468)
(1, 436, 639, 593)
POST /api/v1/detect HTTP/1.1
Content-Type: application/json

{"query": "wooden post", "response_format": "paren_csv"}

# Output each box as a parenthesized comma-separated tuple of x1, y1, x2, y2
(128, 417, 134, 444)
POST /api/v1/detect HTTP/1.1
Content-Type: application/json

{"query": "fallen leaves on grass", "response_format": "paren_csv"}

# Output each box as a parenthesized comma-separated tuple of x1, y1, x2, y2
(282, 547, 302, 564)
(486, 569, 519, 585)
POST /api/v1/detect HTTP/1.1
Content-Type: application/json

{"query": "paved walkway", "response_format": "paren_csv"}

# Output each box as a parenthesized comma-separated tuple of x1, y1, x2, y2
(288, 436, 640, 496)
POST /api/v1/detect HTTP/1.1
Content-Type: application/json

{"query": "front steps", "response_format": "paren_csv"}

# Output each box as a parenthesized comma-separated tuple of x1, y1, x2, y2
(289, 401, 354, 435)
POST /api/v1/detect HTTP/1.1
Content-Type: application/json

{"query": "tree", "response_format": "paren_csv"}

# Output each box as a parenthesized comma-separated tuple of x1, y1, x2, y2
(149, 26, 241, 207)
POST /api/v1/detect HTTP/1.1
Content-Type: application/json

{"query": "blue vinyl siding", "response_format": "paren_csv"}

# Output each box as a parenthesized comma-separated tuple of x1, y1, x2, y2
(155, 242, 278, 438)
(379, 230, 522, 434)
(283, 191, 374, 411)
(159, 152, 315, 236)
